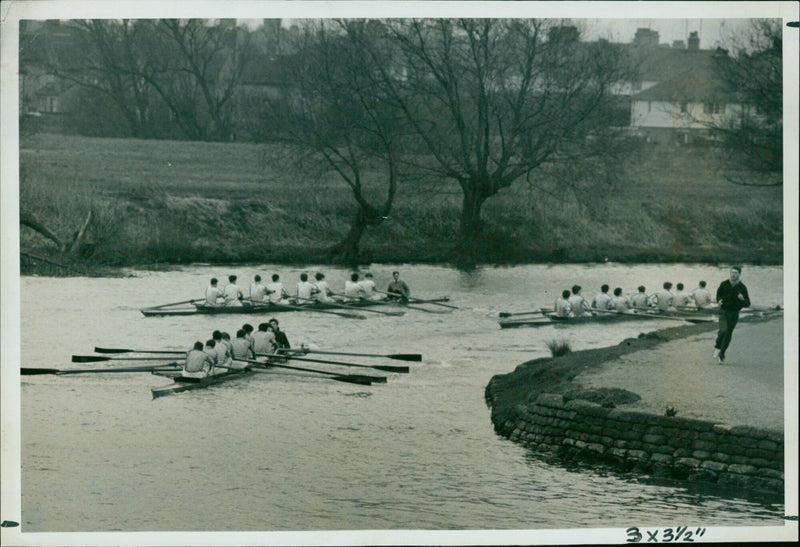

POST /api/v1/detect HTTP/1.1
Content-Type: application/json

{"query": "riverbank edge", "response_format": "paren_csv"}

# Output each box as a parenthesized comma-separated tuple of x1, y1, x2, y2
(20, 246, 785, 277)
(484, 315, 785, 500)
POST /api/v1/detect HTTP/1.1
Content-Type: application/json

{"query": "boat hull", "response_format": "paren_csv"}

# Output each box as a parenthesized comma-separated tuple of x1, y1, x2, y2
(151, 368, 251, 398)
(498, 309, 722, 329)
(141, 297, 450, 317)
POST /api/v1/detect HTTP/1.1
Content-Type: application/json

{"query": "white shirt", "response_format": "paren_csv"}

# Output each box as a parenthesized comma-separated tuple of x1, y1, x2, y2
(631, 293, 649, 309)
(252, 331, 276, 354)
(313, 280, 333, 302)
(673, 291, 690, 308)
(344, 280, 364, 299)
(554, 297, 572, 317)
(568, 295, 590, 316)
(608, 296, 630, 312)
(649, 290, 674, 311)
(250, 282, 267, 302)
(297, 281, 315, 301)
(359, 279, 378, 299)
(205, 285, 223, 306)
(593, 293, 612, 310)
(266, 281, 285, 303)
(691, 288, 712, 307)
(223, 283, 243, 305)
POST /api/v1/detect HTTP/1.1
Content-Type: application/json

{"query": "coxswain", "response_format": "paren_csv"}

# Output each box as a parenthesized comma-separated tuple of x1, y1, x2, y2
(608, 287, 630, 312)
(630, 285, 650, 310)
(183, 341, 214, 378)
(592, 284, 612, 310)
(250, 274, 268, 303)
(567, 285, 592, 317)
(296, 273, 315, 303)
(230, 329, 255, 366)
(648, 282, 675, 311)
(266, 274, 289, 304)
(553, 290, 572, 318)
(387, 271, 410, 301)
(690, 280, 713, 308)
(313, 272, 335, 303)
(205, 278, 224, 307)
(344, 273, 365, 300)
(269, 318, 290, 349)
(223, 275, 244, 306)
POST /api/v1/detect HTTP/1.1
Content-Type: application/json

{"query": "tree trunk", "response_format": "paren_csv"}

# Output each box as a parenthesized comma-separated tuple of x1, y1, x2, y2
(458, 185, 489, 264)
(327, 208, 386, 266)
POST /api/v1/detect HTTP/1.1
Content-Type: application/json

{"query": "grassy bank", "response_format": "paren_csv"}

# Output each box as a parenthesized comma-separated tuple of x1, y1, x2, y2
(18, 134, 783, 274)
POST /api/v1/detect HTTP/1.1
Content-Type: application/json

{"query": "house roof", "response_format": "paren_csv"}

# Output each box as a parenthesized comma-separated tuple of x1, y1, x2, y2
(632, 76, 739, 103)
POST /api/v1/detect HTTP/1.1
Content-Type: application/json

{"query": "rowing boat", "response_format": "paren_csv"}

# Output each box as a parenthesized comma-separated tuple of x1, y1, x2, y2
(140, 297, 450, 317)
(498, 310, 713, 329)
(150, 367, 251, 398)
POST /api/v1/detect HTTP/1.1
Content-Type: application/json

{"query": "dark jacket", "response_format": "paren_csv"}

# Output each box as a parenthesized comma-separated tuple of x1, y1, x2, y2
(716, 280, 750, 311)
(274, 329, 290, 349)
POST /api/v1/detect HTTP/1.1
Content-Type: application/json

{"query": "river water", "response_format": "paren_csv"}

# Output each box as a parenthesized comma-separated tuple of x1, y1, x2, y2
(15, 263, 786, 541)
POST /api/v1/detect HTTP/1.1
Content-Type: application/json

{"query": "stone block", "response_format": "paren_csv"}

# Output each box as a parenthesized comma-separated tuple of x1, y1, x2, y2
(758, 468, 784, 480)
(757, 439, 778, 451)
(650, 453, 673, 465)
(627, 450, 649, 462)
(711, 452, 731, 464)
(536, 393, 564, 408)
(701, 460, 728, 472)
(652, 445, 674, 456)
(643, 434, 666, 444)
(746, 449, 777, 461)
(692, 450, 711, 460)
(729, 454, 750, 465)
(728, 425, 768, 439)
(586, 443, 605, 455)
(608, 447, 627, 459)
(692, 440, 718, 452)
(727, 464, 758, 476)
(675, 457, 701, 469)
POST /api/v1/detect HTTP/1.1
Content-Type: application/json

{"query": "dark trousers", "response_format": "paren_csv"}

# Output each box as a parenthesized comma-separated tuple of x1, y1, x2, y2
(715, 309, 740, 358)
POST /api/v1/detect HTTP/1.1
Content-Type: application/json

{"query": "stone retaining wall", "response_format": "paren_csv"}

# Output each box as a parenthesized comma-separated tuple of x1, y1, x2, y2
(490, 393, 784, 496)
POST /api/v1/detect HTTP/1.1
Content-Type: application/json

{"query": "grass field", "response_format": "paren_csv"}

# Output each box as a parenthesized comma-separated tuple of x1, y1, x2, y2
(18, 133, 783, 271)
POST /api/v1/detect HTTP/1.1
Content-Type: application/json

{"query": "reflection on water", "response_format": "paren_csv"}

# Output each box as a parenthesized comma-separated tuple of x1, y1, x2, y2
(18, 264, 785, 533)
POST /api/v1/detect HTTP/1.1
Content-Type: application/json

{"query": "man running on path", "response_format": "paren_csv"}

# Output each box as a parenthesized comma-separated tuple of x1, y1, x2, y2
(713, 266, 750, 364)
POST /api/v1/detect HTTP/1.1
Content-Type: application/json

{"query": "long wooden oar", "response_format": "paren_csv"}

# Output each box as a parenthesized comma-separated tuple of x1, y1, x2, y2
(266, 351, 409, 373)
(374, 289, 458, 309)
(72, 355, 180, 363)
(94, 347, 186, 355)
(280, 299, 367, 319)
(236, 359, 380, 386)
(296, 295, 404, 317)
(148, 298, 203, 310)
(593, 308, 713, 323)
(22, 363, 181, 375)
(279, 348, 421, 362)
(498, 309, 549, 318)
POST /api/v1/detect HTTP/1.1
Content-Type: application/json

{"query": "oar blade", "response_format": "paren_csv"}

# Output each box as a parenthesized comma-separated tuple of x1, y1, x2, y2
(93, 347, 134, 354)
(333, 375, 373, 386)
(373, 365, 410, 373)
(21, 368, 60, 375)
(387, 353, 422, 362)
(71, 355, 111, 363)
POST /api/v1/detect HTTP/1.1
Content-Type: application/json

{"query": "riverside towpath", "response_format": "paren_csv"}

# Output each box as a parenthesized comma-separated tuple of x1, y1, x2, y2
(576, 317, 785, 431)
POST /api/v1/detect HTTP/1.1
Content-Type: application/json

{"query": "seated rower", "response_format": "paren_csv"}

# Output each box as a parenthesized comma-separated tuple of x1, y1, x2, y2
(230, 329, 255, 366)
(205, 278, 224, 307)
(183, 341, 214, 378)
(648, 282, 675, 311)
(592, 284, 612, 310)
(608, 287, 630, 312)
(673, 283, 690, 309)
(359, 272, 383, 301)
(250, 274, 268, 303)
(223, 275, 244, 306)
(296, 273, 315, 303)
(568, 285, 592, 317)
(690, 280, 713, 308)
(203, 339, 221, 374)
(252, 322, 277, 355)
(266, 274, 290, 304)
(212, 330, 232, 370)
(630, 286, 650, 310)
(313, 272, 335, 303)
(553, 290, 572, 318)
(387, 271, 410, 301)
(344, 273, 366, 300)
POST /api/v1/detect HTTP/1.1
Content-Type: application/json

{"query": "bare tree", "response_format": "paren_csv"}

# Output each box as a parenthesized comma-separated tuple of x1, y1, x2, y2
(712, 19, 782, 185)
(250, 20, 407, 263)
(353, 19, 632, 257)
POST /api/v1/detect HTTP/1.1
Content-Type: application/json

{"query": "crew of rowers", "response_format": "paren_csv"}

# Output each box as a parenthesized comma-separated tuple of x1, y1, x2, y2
(203, 270, 411, 307)
(552, 281, 715, 318)
(182, 318, 292, 378)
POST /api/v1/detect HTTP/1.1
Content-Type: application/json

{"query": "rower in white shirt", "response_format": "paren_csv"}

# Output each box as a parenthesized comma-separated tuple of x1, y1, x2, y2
(568, 285, 592, 317)
(592, 284, 612, 310)
(223, 275, 244, 306)
(250, 274, 268, 303)
(673, 283, 691, 309)
(313, 272, 334, 303)
(344, 273, 365, 300)
(648, 282, 675, 311)
(359, 272, 382, 300)
(607, 287, 630, 312)
(296, 273, 315, 302)
(266, 274, 289, 303)
(553, 290, 572, 317)
(205, 278, 224, 306)
(690, 280, 713, 308)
